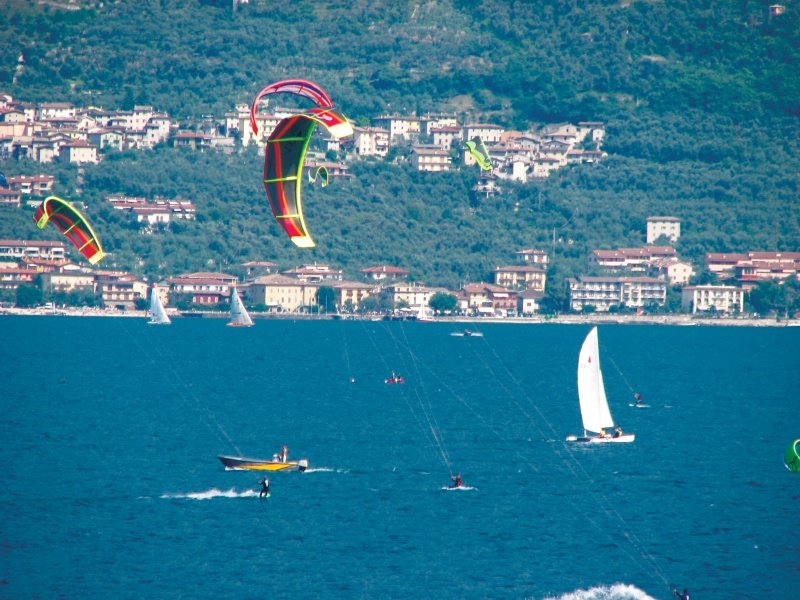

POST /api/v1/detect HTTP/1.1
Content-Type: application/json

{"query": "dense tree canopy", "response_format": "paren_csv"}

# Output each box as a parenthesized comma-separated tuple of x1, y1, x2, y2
(0, 0, 798, 290)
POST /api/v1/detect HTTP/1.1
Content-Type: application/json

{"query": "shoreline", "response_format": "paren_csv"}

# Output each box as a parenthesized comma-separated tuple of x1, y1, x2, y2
(1, 307, 798, 327)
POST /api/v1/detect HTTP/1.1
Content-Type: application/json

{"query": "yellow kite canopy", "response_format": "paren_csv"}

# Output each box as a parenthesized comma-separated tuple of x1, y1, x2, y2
(33, 196, 105, 265)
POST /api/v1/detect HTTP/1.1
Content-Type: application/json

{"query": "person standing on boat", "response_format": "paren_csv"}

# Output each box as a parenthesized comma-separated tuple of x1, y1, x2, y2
(259, 477, 270, 498)
(280, 445, 288, 463)
(614, 426, 622, 438)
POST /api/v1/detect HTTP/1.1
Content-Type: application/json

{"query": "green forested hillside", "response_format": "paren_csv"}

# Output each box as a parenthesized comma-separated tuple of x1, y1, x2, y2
(1, 0, 798, 289)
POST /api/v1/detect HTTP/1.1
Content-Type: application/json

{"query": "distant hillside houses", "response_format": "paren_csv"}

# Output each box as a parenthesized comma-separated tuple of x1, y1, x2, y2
(588, 245, 694, 286)
(1, 94, 604, 186)
(106, 195, 197, 227)
(0, 96, 172, 163)
(705, 251, 800, 290)
(3, 174, 54, 198)
(1, 239, 798, 316)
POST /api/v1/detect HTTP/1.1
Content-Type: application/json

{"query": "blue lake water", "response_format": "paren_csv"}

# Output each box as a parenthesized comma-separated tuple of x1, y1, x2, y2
(1, 316, 798, 599)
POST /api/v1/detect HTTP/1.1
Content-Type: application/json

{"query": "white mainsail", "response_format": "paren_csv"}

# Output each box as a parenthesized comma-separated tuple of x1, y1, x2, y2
(577, 326, 614, 434)
(228, 288, 253, 327)
(148, 286, 171, 325)
(416, 303, 434, 322)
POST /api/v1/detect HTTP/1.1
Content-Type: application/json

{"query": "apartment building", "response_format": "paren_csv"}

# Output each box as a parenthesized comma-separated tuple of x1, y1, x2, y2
(567, 276, 667, 312)
(646, 216, 681, 244)
(681, 285, 744, 314)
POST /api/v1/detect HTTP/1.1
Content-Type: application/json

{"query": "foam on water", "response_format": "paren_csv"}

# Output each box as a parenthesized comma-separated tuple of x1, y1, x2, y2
(542, 583, 657, 600)
(160, 487, 259, 500)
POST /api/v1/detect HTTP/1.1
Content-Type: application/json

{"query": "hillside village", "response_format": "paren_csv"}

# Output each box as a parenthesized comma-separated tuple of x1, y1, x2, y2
(1, 95, 799, 318)
(0, 92, 605, 198)
(2, 232, 799, 318)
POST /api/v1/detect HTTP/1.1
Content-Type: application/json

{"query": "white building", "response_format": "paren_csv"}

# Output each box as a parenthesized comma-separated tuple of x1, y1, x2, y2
(411, 145, 450, 172)
(352, 126, 389, 157)
(371, 114, 421, 142)
(647, 216, 681, 244)
(567, 276, 667, 312)
(648, 258, 695, 285)
(0, 239, 67, 261)
(681, 285, 744, 314)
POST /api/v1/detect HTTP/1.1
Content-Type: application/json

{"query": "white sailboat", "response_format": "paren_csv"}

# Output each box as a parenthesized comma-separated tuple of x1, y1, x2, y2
(227, 288, 254, 327)
(416, 303, 435, 322)
(566, 327, 634, 443)
(147, 285, 171, 325)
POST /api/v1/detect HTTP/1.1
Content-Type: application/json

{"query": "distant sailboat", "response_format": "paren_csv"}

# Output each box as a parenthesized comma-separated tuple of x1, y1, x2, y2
(416, 303, 434, 322)
(566, 327, 634, 443)
(228, 288, 254, 327)
(147, 286, 171, 325)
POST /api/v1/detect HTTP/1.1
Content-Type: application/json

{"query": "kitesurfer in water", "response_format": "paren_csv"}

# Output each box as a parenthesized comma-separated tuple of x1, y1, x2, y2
(634, 392, 644, 406)
(671, 587, 689, 600)
(259, 477, 270, 498)
(451, 474, 462, 488)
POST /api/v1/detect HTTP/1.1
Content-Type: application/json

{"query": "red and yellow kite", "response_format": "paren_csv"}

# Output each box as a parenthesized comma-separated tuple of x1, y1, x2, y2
(250, 80, 353, 248)
(33, 195, 105, 265)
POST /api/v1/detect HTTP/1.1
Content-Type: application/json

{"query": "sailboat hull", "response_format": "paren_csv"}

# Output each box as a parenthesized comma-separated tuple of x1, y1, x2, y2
(566, 434, 635, 443)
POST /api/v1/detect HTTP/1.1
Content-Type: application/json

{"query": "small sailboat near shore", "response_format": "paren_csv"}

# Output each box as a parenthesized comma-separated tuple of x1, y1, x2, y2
(415, 303, 435, 322)
(227, 288, 254, 327)
(566, 327, 634, 443)
(147, 285, 171, 325)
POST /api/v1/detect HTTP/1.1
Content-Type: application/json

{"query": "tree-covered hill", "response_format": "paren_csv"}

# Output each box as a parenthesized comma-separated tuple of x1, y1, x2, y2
(4, 0, 798, 124)
(1, 0, 798, 288)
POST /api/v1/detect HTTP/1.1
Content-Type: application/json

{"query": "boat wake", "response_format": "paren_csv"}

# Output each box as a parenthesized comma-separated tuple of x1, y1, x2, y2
(160, 487, 259, 500)
(302, 466, 341, 473)
(542, 583, 657, 600)
(303, 467, 350, 475)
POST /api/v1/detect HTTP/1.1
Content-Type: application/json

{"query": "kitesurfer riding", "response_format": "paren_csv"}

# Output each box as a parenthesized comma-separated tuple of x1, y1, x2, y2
(451, 474, 462, 488)
(259, 477, 270, 498)
(671, 587, 689, 600)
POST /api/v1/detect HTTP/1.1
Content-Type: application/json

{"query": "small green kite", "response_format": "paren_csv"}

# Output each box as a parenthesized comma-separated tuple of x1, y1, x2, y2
(465, 136, 492, 171)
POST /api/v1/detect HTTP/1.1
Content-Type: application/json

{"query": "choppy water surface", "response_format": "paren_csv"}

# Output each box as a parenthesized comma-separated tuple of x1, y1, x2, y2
(1, 316, 798, 599)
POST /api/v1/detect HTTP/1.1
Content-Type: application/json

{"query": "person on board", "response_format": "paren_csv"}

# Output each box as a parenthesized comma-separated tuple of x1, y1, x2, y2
(671, 587, 689, 600)
(634, 392, 644, 406)
(280, 445, 288, 463)
(598, 428, 606, 438)
(259, 477, 270, 498)
(451, 474, 462, 488)
(614, 426, 623, 438)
